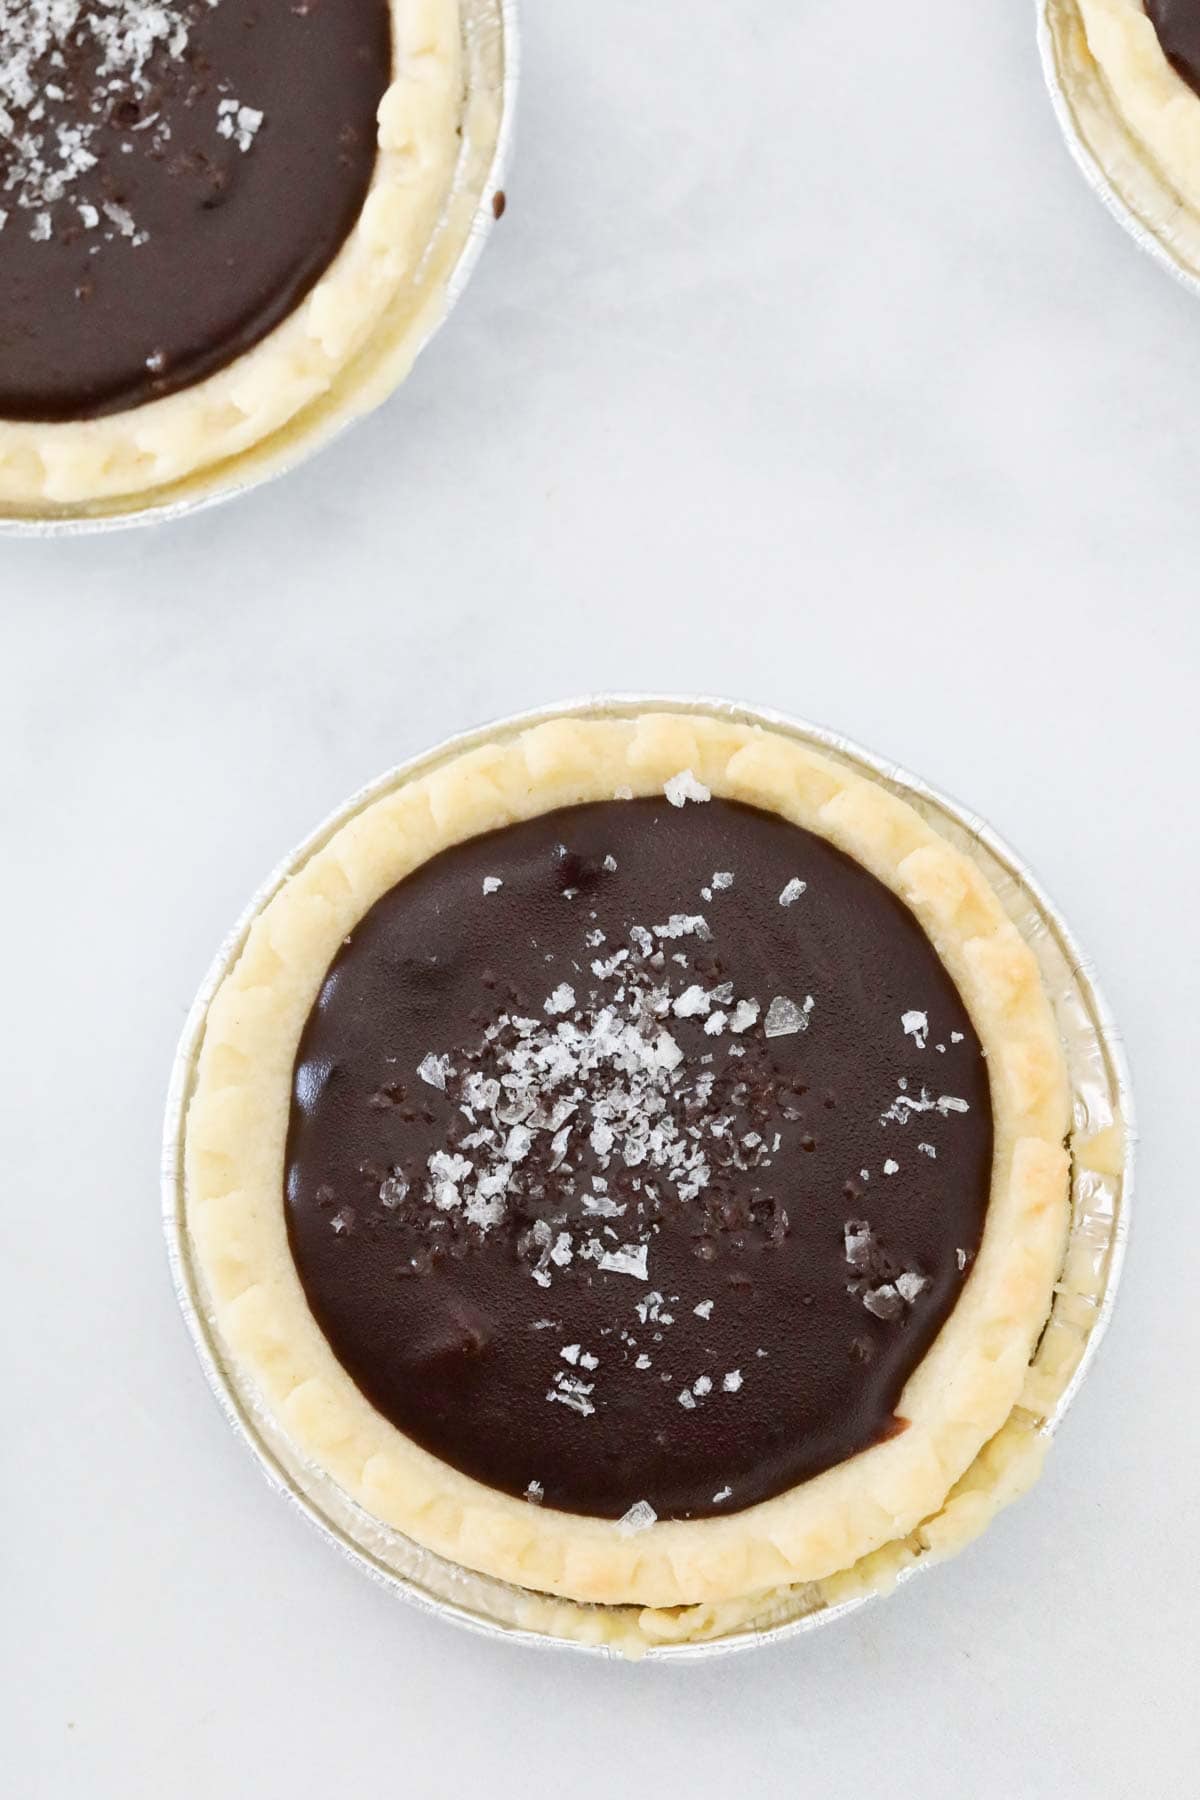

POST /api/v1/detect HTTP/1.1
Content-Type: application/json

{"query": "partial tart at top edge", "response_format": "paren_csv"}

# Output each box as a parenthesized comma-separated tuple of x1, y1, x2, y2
(183, 710, 1073, 1618)
(0, 0, 474, 515)
(1047, 0, 1200, 281)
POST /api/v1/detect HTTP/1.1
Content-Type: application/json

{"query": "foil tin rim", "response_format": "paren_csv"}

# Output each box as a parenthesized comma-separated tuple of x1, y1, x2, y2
(1037, 0, 1200, 301)
(163, 694, 1134, 1661)
(0, 0, 520, 539)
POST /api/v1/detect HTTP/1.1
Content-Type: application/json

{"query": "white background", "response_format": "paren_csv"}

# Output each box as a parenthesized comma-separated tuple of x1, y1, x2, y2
(5, 3, 1197, 1795)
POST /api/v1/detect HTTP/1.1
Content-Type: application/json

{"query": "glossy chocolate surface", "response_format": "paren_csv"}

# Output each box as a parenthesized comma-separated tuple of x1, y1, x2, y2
(286, 798, 994, 1520)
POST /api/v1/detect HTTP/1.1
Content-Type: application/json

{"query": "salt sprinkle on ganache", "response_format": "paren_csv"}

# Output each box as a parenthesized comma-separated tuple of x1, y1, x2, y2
(0, 3, 266, 243)
(663, 769, 711, 807)
(615, 1499, 657, 1536)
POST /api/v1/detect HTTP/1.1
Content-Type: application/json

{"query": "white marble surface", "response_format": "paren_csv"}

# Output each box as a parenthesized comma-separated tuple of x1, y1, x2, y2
(5, 3, 1197, 1795)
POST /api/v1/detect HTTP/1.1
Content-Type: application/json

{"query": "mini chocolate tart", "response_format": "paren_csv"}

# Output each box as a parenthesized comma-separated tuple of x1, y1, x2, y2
(185, 713, 1071, 1614)
(0, 0, 466, 512)
(1048, 1, 1200, 279)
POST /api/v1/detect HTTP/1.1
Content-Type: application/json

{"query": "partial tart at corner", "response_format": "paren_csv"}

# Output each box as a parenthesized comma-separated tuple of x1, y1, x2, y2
(0, 0, 485, 519)
(181, 710, 1077, 1648)
(1047, 0, 1200, 279)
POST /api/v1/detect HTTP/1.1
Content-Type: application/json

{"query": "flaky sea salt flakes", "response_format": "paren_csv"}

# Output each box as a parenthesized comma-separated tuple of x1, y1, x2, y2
(950, 1030, 964, 1044)
(693, 1299, 713, 1320)
(330, 1206, 355, 1234)
(712, 1485, 733, 1503)
(505, 1123, 533, 1163)
(722, 1370, 743, 1392)
(862, 1284, 903, 1321)
(427, 1150, 472, 1211)
(544, 982, 576, 1016)
(664, 769, 711, 807)
(673, 984, 712, 1019)
(216, 98, 263, 154)
(728, 999, 760, 1034)
(895, 1271, 927, 1303)
(844, 1221, 873, 1271)
(845, 1219, 927, 1319)
(764, 994, 813, 1038)
(101, 199, 138, 239)
(677, 1389, 697, 1410)
(652, 912, 711, 942)
(379, 1172, 409, 1208)
(582, 1189, 622, 1216)
(590, 948, 628, 981)
(711, 871, 734, 890)
(603, 854, 618, 872)
(692, 1374, 713, 1397)
(883, 1159, 899, 1177)
(482, 876, 503, 894)
(956, 1247, 968, 1271)
(778, 877, 807, 906)
(881, 1086, 969, 1126)
(547, 1371, 595, 1416)
(901, 1009, 929, 1050)
(599, 1243, 649, 1281)
(615, 1500, 657, 1536)
(560, 1344, 581, 1365)
(550, 1231, 573, 1268)
(417, 1051, 451, 1090)
(703, 1010, 727, 1036)
(918, 1141, 936, 1158)
(524, 1480, 544, 1504)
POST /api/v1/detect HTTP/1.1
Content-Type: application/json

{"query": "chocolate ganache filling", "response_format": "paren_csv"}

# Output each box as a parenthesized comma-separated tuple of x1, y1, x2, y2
(0, 1, 392, 422)
(1147, 0, 1200, 98)
(285, 798, 994, 1522)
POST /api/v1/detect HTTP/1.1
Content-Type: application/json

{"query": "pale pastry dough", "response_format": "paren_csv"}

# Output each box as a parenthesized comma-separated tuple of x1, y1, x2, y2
(1075, 0, 1200, 214)
(184, 712, 1072, 1614)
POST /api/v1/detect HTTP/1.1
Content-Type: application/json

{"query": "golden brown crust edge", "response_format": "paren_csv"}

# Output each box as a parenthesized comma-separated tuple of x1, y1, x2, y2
(184, 712, 1071, 1611)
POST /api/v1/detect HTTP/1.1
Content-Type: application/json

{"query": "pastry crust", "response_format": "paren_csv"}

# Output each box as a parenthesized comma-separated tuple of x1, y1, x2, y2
(1074, 0, 1200, 213)
(0, 0, 462, 511)
(184, 712, 1071, 1611)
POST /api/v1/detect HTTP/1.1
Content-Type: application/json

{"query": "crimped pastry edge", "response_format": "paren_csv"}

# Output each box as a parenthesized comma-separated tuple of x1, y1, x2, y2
(184, 711, 1072, 1611)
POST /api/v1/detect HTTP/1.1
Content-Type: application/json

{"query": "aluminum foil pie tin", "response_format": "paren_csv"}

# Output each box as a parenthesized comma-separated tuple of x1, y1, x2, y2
(0, 0, 518, 538)
(1039, 0, 1200, 298)
(163, 696, 1134, 1660)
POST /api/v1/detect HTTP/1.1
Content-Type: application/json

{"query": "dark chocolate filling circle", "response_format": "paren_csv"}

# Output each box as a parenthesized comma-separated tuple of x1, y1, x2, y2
(0, 1, 392, 422)
(1146, 1, 1200, 98)
(285, 799, 994, 1522)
